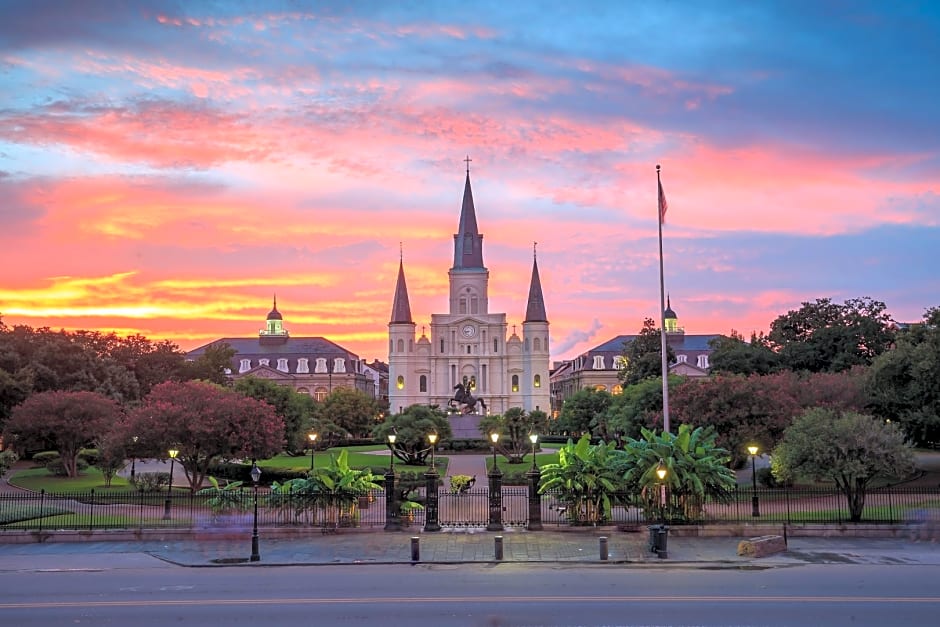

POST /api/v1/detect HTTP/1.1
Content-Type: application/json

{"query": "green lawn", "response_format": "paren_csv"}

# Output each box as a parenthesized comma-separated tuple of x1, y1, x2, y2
(259, 449, 447, 475)
(486, 450, 560, 475)
(9, 467, 135, 493)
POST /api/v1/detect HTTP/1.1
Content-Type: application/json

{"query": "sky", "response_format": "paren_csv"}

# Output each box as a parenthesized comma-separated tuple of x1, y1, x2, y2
(0, 0, 938, 364)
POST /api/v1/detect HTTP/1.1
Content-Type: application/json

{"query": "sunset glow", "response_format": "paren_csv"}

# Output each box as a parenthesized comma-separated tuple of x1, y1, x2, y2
(1, 1, 937, 361)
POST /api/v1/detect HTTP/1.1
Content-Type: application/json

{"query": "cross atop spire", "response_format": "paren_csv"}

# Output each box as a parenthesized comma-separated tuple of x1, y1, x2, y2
(464, 155, 472, 174)
(533, 241, 537, 259)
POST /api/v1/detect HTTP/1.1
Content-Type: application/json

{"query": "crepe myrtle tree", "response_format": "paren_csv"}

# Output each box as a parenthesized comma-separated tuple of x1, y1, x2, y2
(478, 407, 550, 463)
(126, 380, 284, 491)
(4, 390, 122, 477)
(373, 404, 451, 466)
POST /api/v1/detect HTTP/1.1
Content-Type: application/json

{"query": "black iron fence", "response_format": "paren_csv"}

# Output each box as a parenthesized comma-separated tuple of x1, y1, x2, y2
(2, 485, 938, 532)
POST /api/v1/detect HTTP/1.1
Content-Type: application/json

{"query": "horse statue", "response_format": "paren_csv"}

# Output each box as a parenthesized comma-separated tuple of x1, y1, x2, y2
(449, 382, 487, 415)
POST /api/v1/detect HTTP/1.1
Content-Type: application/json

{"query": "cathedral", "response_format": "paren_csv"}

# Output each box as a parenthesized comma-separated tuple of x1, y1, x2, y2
(387, 168, 551, 417)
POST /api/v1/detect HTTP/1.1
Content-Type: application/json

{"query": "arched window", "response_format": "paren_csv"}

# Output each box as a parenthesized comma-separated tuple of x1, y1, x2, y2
(419, 375, 427, 392)
(397, 338, 404, 352)
(534, 374, 541, 388)
(511, 375, 519, 393)
(396, 375, 405, 390)
(534, 338, 541, 351)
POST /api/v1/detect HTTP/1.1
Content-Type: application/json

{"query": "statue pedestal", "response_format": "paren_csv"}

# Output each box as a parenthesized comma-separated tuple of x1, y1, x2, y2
(448, 413, 485, 439)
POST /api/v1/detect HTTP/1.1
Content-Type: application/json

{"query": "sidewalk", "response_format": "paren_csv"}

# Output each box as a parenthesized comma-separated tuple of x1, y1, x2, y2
(3, 530, 940, 570)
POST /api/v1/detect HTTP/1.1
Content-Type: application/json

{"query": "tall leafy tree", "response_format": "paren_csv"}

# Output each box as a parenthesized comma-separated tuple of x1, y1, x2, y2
(234, 376, 317, 454)
(768, 297, 895, 373)
(4, 390, 122, 477)
(772, 408, 915, 522)
(556, 388, 611, 437)
(373, 404, 451, 466)
(866, 307, 940, 446)
(605, 376, 677, 440)
(708, 330, 781, 375)
(479, 407, 550, 463)
(618, 318, 676, 386)
(319, 387, 381, 438)
(182, 342, 236, 385)
(125, 380, 284, 491)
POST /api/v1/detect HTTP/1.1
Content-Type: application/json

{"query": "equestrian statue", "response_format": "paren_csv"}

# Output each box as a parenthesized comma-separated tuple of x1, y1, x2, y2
(449, 382, 487, 415)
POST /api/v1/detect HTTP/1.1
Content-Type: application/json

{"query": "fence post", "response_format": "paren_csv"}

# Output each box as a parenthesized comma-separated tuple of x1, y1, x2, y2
(384, 469, 400, 531)
(410, 536, 420, 562)
(526, 466, 542, 531)
(423, 469, 441, 532)
(38, 489, 45, 535)
(89, 489, 95, 531)
(487, 466, 503, 532)
(494, 535, 504, 560)
(599, 536, 608, 561)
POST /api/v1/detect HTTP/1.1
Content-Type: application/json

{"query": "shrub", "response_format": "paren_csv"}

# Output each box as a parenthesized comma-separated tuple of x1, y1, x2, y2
(31, 451, 60, 467)
(449, 474, 476, 493)
(757, 466, 792, 488)
(0, 449, 18, 475)
(79, 448, 100, 467)
(134, 472, 170, 492)
(207, 461, 307, 486)
(501, 469, 531, 486)
(45, 455, 89, 477)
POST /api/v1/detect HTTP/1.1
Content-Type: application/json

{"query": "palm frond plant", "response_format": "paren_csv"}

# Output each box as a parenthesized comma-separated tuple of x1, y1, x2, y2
(620, 424, 736, 522)
(538, 435, 625, 525)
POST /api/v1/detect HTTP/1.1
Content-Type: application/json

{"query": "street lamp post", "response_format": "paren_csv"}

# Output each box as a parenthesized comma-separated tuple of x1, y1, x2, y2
(384, 434, 400, 531)
(747, 444, 760, 517)
(526, 433, 542, 530)
(250, 461, 261, 562)
(653, 459, 669, 559)
(487, 433, 503, 531)
(162, 448, 178, 520)
(130, 435, 139, 482)
(308, 432, 318, 471)
(424, 433, 441, 532)
(428, 433, 438, 471)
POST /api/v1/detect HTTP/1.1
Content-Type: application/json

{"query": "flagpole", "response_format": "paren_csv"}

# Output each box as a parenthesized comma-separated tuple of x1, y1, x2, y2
(656, 164, 670, 434)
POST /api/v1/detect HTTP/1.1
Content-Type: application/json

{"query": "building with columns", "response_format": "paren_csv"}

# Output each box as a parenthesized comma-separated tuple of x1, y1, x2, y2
(387, 170, 551, 416)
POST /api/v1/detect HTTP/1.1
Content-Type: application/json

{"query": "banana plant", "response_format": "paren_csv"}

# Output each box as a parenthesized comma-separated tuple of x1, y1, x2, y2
(196, 476, 250, 517)
(538, 435, 625, 524)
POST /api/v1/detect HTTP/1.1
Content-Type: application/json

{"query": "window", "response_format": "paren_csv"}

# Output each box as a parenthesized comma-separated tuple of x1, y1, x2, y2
(593, 355, 605, 369)
(677, 354, 687, 363)
(459, 298, 467, 314)
(333, 358, 346, 373)
(419, 375, 427, 392)
(297, 387, 309, 394)
(612, 384, 623, 395)
(493, 338, 498, 353)
(481, 365, 486, 392)
(511, 375, 519, 392)
(594, 385, 607, 392)
(396, 339, 404, 353)
(297, 358, 309, 373)
(697, 354, 710, 369)
(315, 358, 327, 373)
(467, 345, 471, 354)
(277, 358, 289, 372)
(396, 375, 404, 390)
(259, 358, 269, 367)
(614, 356, 627, 369)
(440, 338, 445, 353)
(534, 338, 541, 351)
(534, 374, 541, 388)
(314, 387, 328, 401)
(470, 296, 478, 314)
(239, 359, 251, 373)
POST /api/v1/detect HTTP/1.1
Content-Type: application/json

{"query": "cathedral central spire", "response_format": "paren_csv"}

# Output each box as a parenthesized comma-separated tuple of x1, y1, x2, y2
(452, 167, 485, 271)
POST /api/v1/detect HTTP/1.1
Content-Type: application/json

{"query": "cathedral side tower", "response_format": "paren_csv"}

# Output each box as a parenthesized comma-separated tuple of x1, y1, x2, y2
(388, 258, 417, 415)
(522, 249, 551, 413)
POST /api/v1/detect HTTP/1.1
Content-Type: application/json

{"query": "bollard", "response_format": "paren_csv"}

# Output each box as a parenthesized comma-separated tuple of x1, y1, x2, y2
(410, 536, 420, 562)
(494, 535, 504, 561)
(599, 536, 608, 561)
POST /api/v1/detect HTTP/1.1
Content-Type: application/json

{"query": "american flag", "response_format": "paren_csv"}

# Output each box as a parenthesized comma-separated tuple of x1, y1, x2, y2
(658, 180, 668, 224)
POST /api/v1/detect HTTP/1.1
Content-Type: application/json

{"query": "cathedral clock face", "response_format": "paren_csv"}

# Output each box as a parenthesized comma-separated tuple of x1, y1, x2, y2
(461, 324, 476, 338)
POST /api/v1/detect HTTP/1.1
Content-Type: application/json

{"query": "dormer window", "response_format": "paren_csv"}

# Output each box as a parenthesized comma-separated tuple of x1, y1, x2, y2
(593, 355, 605, 369)
(333, 358, 346, 373)
(277, 358, 289, 372)
(697, 354, 710, 369)
(315, 358, 327, 373)
(296, 358, 309, 373)
(259, 358, 270, 367)
(239, 359, 251, 373)
(677, 354, 688, 363)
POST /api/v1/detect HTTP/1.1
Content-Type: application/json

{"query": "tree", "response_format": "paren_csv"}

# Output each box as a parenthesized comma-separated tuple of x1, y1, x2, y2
(768, 297, 895, 373)
(181, 342, 236, 385)
(605, 376, 674, 440)
(618, 318, 675, 386)
(4, 390, 122, 477)
(125, 381, 284, 491)
(373, 405, 451, 466)
(772, 408, 915, 522)
(619, 424, 736, 521)
(708, 330, 781, 376)
(866, 307, 940, 447)
(556, 388, 612, 437)
(319, 388, 381, 438)
(234, 376, 317, 454)
(479, 407, 550, 463)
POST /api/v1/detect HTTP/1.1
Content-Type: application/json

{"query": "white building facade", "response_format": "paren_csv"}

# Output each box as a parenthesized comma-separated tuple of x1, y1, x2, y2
(388, 171, 551, 416)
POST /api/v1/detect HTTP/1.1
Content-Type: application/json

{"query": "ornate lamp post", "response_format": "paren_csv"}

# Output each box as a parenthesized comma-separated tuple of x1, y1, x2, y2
(424, 433, 441, 532)
(428, 433, 438, 470)
(384, 433, 400, 531)
(526, 433, 542, 530)
(162, 448, 178, 520)
(250, 461, 261, 562)
(308, 432, 318, 471)
(487, 433, 503, 531)
(653, 459, 669, 558)
(747, 444, 760, 517)
(130, 435, 139, 482)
